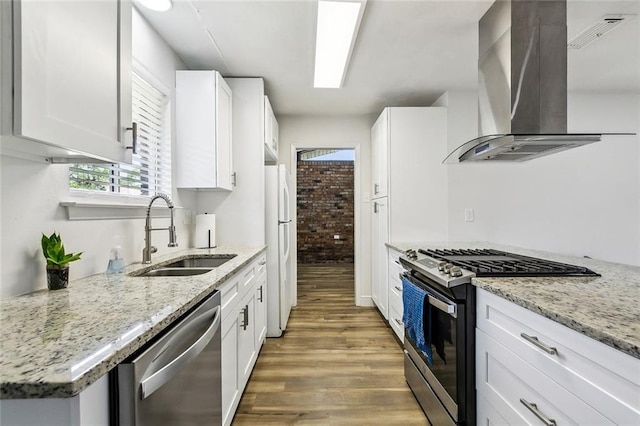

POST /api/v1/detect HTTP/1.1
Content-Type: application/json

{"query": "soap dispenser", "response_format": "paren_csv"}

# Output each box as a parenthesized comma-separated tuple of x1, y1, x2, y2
(106, 237, 125, 274)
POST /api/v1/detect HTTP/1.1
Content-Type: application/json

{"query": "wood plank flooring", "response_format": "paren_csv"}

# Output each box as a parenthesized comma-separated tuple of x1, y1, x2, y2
(232, 264, 428, 425)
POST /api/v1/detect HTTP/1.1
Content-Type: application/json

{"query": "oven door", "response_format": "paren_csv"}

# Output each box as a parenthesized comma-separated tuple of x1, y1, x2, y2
(403, 273, 460, 421)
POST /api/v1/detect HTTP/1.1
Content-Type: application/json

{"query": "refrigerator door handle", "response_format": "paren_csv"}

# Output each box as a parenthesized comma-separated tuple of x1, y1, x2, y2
(281, 175, 291, 222)
(282, 223, 290, 262)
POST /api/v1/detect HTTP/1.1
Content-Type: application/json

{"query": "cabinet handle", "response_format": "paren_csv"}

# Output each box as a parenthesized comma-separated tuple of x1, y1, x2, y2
(394, 286, 402, 292)
(240, 305, 249, 330)
(374, 202, 379, 213)
(374, 183, 379, 195)
(394, 260, 401, 266)
(259, 260, 266, 266)
(394, 318, 403, 326)
(125, 122, 138, 154)
(232, 172, 237, 186)
(258, 285, 263, 303)
(520, 333, 558, 355)
(520, 398, 557, 426)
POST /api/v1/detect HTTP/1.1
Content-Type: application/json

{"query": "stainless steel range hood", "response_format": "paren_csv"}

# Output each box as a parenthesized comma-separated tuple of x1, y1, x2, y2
(446, 0, 612, 163)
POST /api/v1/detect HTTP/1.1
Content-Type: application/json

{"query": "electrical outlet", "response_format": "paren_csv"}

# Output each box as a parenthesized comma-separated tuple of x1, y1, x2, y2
(464, 208, 474, 222)
(183, 209, 192, 225)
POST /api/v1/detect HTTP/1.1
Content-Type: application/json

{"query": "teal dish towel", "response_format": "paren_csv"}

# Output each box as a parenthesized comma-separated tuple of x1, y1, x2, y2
(402, 276, 433, 364)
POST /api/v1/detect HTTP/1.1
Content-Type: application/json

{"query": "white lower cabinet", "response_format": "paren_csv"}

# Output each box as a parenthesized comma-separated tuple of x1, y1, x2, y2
(371, 198, 389, 319)
(221, 306, 240, 426)
(476, 289, 640, 425)
(220, 253, 267, 426)
(255, 271, 267, 344)
(387, 248, 404, 341)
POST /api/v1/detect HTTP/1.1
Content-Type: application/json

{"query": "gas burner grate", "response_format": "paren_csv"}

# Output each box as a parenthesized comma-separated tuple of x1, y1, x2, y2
(418, 248, 600, 277)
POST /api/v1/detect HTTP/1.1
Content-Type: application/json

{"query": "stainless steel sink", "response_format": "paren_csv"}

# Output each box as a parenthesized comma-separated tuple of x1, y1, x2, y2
(163, 255, 237, 268)
(136, 267, 214, 277)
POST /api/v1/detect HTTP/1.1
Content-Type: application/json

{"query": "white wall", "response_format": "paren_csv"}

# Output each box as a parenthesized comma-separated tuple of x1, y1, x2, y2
(0, 8, 195, 298)
(441, 90, 640, 266)
(278, 115, 373, 306)
(196, 78, 266, 247)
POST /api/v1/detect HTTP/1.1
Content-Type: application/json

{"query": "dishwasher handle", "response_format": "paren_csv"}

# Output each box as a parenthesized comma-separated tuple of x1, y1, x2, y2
(140, 305, 221, 399)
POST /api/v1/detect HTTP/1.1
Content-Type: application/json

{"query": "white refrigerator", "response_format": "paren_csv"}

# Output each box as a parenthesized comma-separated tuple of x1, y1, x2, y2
(265, 164, 292, 337)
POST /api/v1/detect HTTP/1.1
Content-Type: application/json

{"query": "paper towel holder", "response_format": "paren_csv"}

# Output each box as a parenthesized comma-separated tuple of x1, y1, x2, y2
(196, 212, 217, 249)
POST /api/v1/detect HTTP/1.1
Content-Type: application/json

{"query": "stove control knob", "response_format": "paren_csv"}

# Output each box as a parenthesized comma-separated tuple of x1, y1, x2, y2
(405, 249, 417, 260)
(437, 262, 447, 272)
(450, 266, 463, 277)
(443, 263, 453, 274)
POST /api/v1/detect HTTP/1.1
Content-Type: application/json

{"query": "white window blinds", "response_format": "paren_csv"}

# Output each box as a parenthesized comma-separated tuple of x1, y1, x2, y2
(69, 71, 171, 196)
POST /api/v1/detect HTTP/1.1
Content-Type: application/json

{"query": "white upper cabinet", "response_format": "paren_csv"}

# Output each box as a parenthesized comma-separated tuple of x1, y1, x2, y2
(264, 95, 278, 164)
(0, 0, 133, 163)
(176, 70, 233, 190)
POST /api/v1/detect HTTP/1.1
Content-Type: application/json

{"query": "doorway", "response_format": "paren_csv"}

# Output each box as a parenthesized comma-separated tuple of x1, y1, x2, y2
(295, 149, 357, 304)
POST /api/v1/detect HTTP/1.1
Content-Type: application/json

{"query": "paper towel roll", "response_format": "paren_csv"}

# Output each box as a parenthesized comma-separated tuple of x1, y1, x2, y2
(195, 213, 216, 248)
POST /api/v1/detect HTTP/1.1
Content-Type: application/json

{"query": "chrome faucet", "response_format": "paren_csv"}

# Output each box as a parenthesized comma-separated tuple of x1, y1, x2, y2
(143, 193, 178, 264)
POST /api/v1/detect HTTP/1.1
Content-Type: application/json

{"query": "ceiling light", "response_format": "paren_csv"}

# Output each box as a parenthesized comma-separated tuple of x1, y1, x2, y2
(136, 0, 173, 12)
(313, 0, 365, 88)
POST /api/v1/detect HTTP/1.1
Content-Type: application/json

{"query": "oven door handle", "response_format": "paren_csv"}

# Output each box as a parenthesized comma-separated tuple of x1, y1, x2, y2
(427, 295, 457, 318)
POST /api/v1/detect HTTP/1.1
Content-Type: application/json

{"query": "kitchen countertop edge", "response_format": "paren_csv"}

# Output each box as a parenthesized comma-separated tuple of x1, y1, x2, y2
(0, 245, 266, 400)
(387, 242, 640, 360)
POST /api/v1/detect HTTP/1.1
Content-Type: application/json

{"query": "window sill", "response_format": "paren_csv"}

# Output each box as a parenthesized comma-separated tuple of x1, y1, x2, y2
(60, 201, 182, 221)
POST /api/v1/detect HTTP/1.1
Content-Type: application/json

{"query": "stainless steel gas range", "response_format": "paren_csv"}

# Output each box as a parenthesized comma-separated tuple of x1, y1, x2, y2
(398, 248, 599, 426)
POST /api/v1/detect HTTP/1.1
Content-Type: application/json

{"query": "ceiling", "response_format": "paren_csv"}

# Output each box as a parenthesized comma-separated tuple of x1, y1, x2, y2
(137, 0, 640, 117)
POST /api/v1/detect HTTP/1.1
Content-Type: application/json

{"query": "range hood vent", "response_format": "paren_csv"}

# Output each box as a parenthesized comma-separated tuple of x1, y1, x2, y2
(445, 0, 632, 163)
(568, 14, 636, 50)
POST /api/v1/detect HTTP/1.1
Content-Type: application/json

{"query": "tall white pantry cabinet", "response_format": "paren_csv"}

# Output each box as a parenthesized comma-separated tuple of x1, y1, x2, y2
(370, 107, 448, 324)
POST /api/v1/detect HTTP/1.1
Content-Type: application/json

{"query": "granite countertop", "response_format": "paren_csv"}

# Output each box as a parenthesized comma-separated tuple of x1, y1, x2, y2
(388, 242, 640, 359)
(0, 245, 266, 399)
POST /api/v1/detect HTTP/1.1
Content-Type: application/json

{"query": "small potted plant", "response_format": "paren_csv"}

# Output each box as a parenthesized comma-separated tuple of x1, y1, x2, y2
(41, 232, 82, 290)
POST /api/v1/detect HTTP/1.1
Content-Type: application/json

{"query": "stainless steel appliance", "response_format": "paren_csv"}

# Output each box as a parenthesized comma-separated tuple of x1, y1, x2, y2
(113, 291, 222, 425)
(399, 248, 599, 425)
(444, 0, 632, 163)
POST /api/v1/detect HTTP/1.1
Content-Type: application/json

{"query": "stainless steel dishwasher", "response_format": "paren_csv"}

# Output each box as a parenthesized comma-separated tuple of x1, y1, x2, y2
(114, 290, 221, 425)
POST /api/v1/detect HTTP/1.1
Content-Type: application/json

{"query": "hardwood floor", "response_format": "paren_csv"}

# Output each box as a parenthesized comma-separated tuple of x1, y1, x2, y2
(232, 264, 428, 425)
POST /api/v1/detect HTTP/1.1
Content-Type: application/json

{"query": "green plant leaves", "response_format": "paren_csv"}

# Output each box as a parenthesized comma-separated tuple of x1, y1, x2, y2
(41, 232, 82, 267)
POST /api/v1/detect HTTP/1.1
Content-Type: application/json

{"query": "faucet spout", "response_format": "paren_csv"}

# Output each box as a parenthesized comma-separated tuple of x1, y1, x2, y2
(143, 193, 178, 264)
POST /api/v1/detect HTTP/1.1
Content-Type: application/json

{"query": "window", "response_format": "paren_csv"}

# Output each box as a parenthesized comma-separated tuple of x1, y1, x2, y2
(69, 71, 171, 197)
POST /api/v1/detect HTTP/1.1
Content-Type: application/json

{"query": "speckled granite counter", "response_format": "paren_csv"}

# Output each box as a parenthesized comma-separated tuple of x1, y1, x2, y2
(0, 245, 266, 399)
(388, 242, 640, 359)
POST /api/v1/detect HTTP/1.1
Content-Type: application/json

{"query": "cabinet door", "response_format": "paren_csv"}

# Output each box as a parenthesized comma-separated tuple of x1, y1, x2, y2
(215, 73, 233, 190)
(371, 199, 389, 319)
(221, 311, 240, 426)
(11, 0, 132, 163)
(255, 274, 267, 345)
(176, 70, 233, 190)
(237, 293, 256, 386)
(264, 96, 278, 161)
(371, 110, 388, 199)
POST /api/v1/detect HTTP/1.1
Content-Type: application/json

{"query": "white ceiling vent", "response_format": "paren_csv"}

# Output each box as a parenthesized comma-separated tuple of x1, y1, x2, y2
(568, 14, 636, 49)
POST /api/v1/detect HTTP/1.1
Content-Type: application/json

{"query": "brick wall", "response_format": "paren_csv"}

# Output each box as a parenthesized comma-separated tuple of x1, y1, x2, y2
(297, 161, 354, 264)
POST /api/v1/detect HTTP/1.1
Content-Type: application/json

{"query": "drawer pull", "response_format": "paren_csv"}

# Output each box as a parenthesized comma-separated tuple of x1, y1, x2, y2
(520, 398, 557, 426)
(394, 260, 401, 266)
(394, 286, 402, 292)
(259, 260, 266, 266)
(394, 318, 403, 326)
(520, 333, 558, 355)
